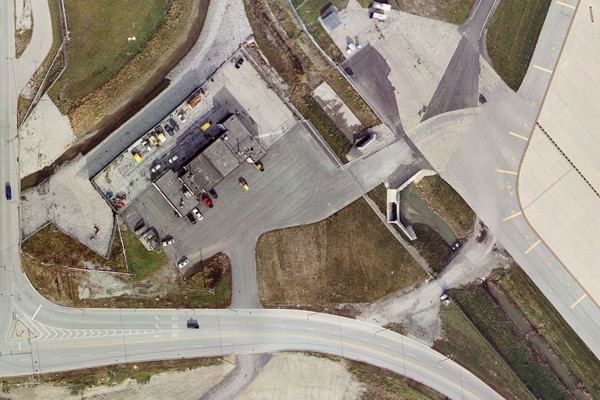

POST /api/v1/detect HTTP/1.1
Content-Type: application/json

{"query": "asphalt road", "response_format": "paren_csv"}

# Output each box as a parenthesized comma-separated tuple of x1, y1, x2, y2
(421, 0, 497, 122)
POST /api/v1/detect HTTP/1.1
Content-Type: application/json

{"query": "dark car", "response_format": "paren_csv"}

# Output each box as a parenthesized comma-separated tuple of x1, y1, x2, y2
(154, 125, 165, 136)
(187, 319, 199, 329)
(202, 194, 214, 209)
(235, 58, 244, 69)
(208, 188, 218, 199)
(169, 118, 180, 132)
(187, 212, 197, 225)
(5, 184, 11, 200)
(164, 123, 175, 136)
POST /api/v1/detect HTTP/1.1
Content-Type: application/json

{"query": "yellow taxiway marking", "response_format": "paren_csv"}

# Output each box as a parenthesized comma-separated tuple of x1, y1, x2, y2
(571, 293, 588, 308)
(503, 212, 522, 222)
(18, 332, 485, 400)
(497, 169, 518, 175)
(525, 239, 542, 254)
(509, 131, 528, 141)
(532, 64, 553, 74)
(557, 1, 576, 9)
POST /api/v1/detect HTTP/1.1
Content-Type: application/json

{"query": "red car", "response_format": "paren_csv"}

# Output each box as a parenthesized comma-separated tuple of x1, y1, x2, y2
(202, 195, 214, 208)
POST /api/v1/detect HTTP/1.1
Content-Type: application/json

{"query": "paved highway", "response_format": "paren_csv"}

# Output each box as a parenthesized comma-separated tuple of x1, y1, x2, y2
(0, 1, 506, 399)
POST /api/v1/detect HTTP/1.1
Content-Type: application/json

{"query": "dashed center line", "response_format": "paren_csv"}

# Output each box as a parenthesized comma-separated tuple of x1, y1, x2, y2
(532, 64, 553, 74)
(508, 131, 528, 141)
(524, 240, 542, 255)
(571, 294, 588, 309)
(496, 169, 518, 176)
(502, 212, 522, 222)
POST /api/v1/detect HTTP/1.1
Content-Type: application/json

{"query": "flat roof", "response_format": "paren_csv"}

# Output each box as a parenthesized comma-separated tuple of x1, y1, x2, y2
(153, 170, 199, 217)
(183, 153, 223, 193)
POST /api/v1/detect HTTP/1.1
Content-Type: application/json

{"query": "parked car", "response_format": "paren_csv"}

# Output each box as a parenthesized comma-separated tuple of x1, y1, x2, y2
(187, 319, 199, 329)
(208, 188, 218, 199)
(177, 112, 186, 123)
(5, 184, 11, 200)
(192, 208, 203, 221)
(187, 213, 197, 225)
(162, 238, 175, 247)
(254, 161, 264, 172)
(142, 140, 153, 152)
(235, 58, 244, 69)
(164, 123, 175, 136)
(178, 258, 189, 269)
(169, 118, 180, 132)
(202, 195, 213, 209)
(239, 177, 249, 191)
(168, 155, 179, 164)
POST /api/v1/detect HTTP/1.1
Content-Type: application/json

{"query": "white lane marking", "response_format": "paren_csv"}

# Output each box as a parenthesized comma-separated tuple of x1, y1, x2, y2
(361, 338, 369, 342)
(109, 351, 119, 354)
(306, 327, 314, 330)
(136, 349, 147, 352)
(51, 356, 61, 359)
(80, 354, 91, 357)
(409, 353, 417, 358)
(222, 342, 230, 346)
(31, 305, 42, 321)
(381, 344, 390, 349)
(164, 346, 174, 350)
(193, 344, 204, 348)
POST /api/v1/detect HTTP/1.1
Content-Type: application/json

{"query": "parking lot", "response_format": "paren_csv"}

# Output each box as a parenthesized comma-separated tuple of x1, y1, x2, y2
(121, 121, 363, 274)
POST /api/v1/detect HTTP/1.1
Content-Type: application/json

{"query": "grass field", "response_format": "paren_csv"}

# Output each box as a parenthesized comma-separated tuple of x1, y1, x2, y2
(410, 224, 450, 275)
(451, 284, 572, 400)
(501, 268, 600, 398)
(397, 0, 477, 25)
(53, 0, 172, 106)
(49, 0, 205, 136)
(122, 229, 167, 281)
(256, 197, 425, 309)
(486, 0, 552, 90)
(367, 183, 387, 213)
(415, 175, 476, 239)
(21, 224, 230, 308)
(434, 303, 535, 400)
(327, 70, 381, 128)
(0, 357, 221, 395)
(295, 95, 352, 162)
(22, 224, 127, 272)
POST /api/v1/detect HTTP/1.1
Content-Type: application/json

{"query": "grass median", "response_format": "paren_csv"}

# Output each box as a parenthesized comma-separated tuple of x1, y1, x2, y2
(501, 268, 600, 398)
(451, 283, 572, 400)
(434, 302, 535, 400)
(486, 0, 552, 90)
(256, 197, 426, 311)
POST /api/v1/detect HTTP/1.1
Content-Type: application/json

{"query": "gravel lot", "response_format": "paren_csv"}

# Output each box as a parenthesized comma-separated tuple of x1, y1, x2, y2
(19, 94, 76, 178)
(358, 220, 513, 345)
(21, 155, 114, 256)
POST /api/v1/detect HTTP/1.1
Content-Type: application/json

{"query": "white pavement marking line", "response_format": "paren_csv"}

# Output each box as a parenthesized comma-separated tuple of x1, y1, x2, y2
(525, 239, 542, 254)
(557, 0, 576, 9)
(532, 64, 553, 74)
(382, 344, 390, 349)
(31, 305, 41, 320)
(508, 131, 528, 141)
(571, 294, 588, 308)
